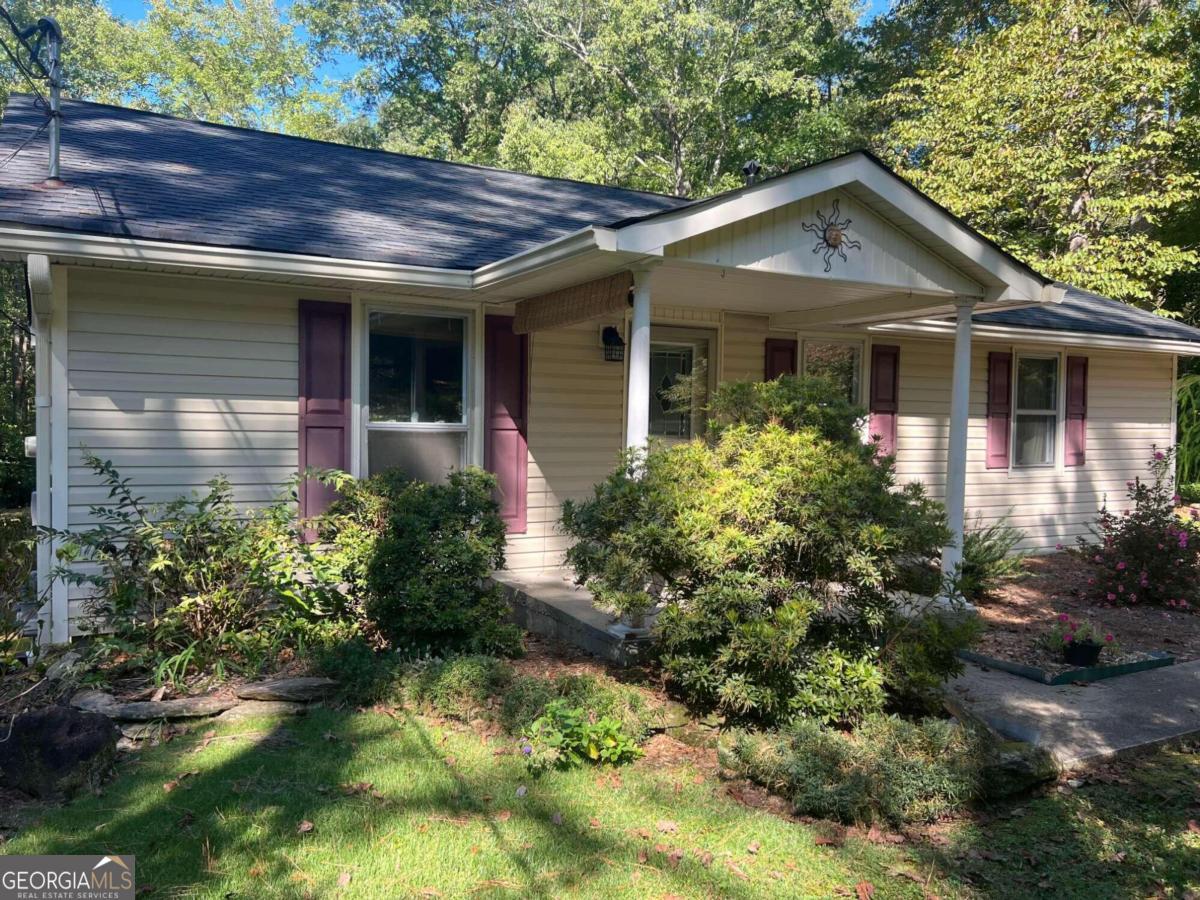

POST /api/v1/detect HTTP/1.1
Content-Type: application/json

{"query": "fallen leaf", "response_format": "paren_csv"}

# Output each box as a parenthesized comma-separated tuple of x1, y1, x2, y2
(637, 849, 649, 864)
(666, 849, 684, 869)
(495, 810, 512, 823)
(856, 881, 876, 900)
(589, 817, 601, 829)
(550, 812, 563, 826)
(694, 850, 714, 867)
(337, 872, 352, 888)
(297, 820, 315, 835)
(727, 861, 749, 881)
(418, 889, 441, 898)
(340, 782, 374, 796)
(656, 820, 678, 834)
(747, 841, 761, 855)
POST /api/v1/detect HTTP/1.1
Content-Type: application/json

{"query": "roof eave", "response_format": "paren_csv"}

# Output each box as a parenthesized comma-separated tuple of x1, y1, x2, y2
(871, 318, 1200, 355)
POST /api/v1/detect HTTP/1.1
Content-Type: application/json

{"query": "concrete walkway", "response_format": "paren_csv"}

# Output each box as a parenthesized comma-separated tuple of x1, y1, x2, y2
(949, 659, 1200, 769)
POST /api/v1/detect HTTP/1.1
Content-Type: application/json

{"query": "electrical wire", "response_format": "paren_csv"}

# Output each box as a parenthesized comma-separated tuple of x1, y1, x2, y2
(0, 113, 49, 172)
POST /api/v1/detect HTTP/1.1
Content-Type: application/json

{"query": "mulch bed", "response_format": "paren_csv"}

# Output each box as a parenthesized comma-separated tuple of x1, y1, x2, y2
(973, 552, 1200, 666)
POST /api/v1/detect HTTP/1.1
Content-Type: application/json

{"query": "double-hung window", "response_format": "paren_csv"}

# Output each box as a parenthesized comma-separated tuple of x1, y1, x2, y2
(366, 310, 468, 481)
(1013, 354, 1059, 467)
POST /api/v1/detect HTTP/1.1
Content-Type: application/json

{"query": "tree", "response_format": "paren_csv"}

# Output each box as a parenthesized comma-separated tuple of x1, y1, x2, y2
(878, 0, 1198, 307)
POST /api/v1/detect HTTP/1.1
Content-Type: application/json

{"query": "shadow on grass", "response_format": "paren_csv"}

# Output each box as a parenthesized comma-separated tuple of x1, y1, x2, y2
(912, 747, 1200, 899)
(12, 706, 775, 898)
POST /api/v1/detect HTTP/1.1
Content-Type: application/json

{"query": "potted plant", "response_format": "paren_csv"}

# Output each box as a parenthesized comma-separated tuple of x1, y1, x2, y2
(1043, 614, 1115, 667)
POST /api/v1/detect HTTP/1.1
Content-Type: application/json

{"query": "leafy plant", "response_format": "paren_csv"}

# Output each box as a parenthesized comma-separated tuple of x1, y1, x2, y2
(1177, 373, 1200, 486)
(958, 513, 1028, 602)
(561, 375, 955, 727)
(403, 654, 513, 721)
(0, 511, 34, 659)
(1039, 614, 1115, 655)
(721, 714, 988, 825)
(499, 671, 656, 740)
(520, 699, 642, 773)
(320, 468, 522, 658)
(1077, 446, 1200, 609)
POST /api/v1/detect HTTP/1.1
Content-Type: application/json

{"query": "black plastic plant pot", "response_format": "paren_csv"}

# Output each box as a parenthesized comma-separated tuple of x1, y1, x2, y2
(1063, 641, 1103, 667)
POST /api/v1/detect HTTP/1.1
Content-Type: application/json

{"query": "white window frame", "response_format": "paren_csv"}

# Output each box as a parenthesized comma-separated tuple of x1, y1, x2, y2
(800, 337, 865, 404)
(1011, 351, 1062, 469)
(359, 301, 477, 478)
(647, 325, 717, 441)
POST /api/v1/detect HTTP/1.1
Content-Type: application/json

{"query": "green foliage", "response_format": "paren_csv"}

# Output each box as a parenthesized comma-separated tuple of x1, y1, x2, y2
(1176, 373, 1200, 486)
(44, 454, 347, 684)
(880, 0, 1198, 306)
(521, 699, 642, 773)
(881, 611, 981, 716)
(721, 714, 988, 825)
(789, 650, 884, 726)
(562, 376, 954, 727)
(320, 468, 522, 658)
(311, 631, 403, 705)
(706, 374, 866, 446)
(1077, 446, 1200, 609)
(958, 514, 1029, 603)
(1039, 614, 1116, 656)
(498, 672, 656, 740)
(403, 655, 514, 722)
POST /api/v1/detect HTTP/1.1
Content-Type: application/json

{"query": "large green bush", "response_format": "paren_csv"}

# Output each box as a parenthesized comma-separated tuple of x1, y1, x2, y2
(561, 376, 953, 727)
(721, 714, 987, 825)
(321, 468, 522, 657)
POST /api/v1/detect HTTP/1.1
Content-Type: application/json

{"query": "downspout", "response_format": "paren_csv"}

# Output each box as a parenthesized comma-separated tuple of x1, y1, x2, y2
(25, 254, 54, 644)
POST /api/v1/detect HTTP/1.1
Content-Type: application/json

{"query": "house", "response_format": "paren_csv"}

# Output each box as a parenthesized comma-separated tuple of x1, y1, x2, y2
(2, 94, 1198, 644)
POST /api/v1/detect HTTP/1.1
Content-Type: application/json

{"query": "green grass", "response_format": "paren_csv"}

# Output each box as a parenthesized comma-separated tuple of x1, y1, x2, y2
(2, 707, 939, 898)
(6, 707, 1199, 898)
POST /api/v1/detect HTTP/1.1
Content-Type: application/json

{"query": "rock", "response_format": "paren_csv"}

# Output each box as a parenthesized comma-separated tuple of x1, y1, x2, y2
(981, 740, 1059, 799)
(105, 696, 237, 721)
(45, 651, 83, 681)
(650, 700, 692, 731)
(70, 689, 118, 714)
(236, 677, 336, 702)
(0, 706, 118, 798)
(216, 700, 306, 722)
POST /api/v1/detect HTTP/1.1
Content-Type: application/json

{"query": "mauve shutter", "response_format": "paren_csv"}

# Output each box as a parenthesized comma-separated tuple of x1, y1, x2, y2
(869, 344, 900, 456)
(986, 351, 1012, 470)
(764, 338, 798, 380)
(1065, 355, 1088, 467)
(298, 300, 350, 518)
(484, 315, 529, 533)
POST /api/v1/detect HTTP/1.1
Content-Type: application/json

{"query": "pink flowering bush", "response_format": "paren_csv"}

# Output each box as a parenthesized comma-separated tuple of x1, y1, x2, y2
(1077, 446, 1198, 609)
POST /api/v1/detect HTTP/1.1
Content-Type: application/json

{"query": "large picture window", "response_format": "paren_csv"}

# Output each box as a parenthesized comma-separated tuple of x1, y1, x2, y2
(1013, 354, 1059, 467)
(802, 340, 862, 403)
(366, 310, 468, 480)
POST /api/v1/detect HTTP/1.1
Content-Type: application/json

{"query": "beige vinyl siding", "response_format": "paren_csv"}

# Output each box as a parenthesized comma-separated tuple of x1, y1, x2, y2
(719, 312, 795, 382)
(62, 269, 348, 632)
(891, 337, 1174, 552)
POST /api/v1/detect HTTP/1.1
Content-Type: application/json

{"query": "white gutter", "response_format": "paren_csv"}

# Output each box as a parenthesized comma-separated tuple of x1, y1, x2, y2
(0, 224, 475, 290)
(872, 318, 1200, 356)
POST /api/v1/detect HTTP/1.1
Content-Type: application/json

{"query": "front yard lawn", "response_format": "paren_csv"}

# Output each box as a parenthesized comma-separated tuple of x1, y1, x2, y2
(4, 706, 1199, 898)
(1, 706, 940, 898)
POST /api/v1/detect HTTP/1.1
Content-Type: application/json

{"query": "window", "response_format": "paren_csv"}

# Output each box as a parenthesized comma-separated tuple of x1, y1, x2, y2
(1013, 354, 1059, 467)
(648, 328, 713, 440)
(803, 340, 862, 402)
(366, 311, 468, 480)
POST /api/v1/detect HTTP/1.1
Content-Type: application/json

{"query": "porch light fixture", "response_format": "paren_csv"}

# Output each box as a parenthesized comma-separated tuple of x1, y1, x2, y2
(601, 325, 625, 362)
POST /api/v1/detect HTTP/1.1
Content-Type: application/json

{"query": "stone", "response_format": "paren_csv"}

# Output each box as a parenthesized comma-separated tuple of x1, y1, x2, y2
(215, 700, 305, 722)
(236, 677, 336, 702)
(980, 741, 1059, 799)
(70, 690, 118, 714)
(0, 706, 118, 798)
(105, 696, 237, 721)
(44, 651, 83, 681)
(650, 700, 691, 731)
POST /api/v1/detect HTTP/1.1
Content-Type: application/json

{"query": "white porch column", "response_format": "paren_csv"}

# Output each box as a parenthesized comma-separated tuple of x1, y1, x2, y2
(625, 267, 656, 449)
(941, 299, 976, 579)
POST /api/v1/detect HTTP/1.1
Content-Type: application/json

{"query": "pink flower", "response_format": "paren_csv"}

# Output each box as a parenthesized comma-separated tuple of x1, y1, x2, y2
(1105, 634, 1113, 642)
(1058, 613, 1070, 623)
(1116, 561, 1127, 570)
(1174, 495, 1183, 505)
(1063, 633, 1073, 644)
(1088, 578, 1096, 585)
(1155, 451, 1166, 461)
(1107, 593, 1117, 601)
(1056, 543, 1064, 550)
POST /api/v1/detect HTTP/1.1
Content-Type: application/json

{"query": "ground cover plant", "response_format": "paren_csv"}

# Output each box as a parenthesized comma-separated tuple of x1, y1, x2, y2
(561, 375, 967, 727)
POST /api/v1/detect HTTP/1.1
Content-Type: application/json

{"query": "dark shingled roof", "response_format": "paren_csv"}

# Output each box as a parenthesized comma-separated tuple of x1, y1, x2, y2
(976, 285, 1200, 344)
(0, 94, 689, 269)
(0, 95, 1196, 347)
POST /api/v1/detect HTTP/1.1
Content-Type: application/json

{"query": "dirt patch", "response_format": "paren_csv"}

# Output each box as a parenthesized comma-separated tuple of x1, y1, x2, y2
(639, 733, 718, 775)
(512, 634, 663, 688)
(973, 552, 1200, 664)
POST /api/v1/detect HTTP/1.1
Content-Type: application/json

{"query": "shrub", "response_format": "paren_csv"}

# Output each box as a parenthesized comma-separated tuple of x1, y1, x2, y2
(46, 455, 348, 683)
(321, 468, 522, 657)
(1180, 482, 1200, 505)
(958, 514, 1028, 603)
(521, 699, 642, 773)
(499, 671, 656, 739)
(1039, 614, 1116, 656)
(706, 373, 866, 446)
(403, 654, 513, 721)
(1077, 446, 1200, 608)
(881, 611, 981, 715)
(311, 630, 403, 705)
(0, 511, 33, 654)
(721, 714, 987, 825)
(561, 376, 953, 727)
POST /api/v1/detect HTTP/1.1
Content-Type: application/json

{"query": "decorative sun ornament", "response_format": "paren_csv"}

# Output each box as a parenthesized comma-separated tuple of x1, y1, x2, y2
(801, 200, 862, 272)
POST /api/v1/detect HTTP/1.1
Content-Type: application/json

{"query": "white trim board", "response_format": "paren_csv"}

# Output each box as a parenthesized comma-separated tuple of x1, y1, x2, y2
(871, 319, 1200, 357)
